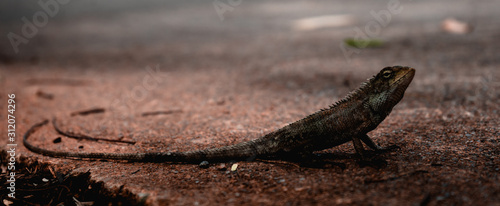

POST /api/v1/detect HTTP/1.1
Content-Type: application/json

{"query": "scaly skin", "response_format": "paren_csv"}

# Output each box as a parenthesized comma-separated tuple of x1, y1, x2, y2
(24, 66, 415, 163)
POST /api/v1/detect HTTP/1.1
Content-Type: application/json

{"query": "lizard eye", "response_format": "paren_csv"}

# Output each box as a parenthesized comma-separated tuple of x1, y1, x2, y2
(382, 70, 393, 79)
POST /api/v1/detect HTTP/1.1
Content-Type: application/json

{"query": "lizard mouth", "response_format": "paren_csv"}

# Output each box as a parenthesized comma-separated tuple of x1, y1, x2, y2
(387, 67, 415, 104)
(391, 67, 415, 87)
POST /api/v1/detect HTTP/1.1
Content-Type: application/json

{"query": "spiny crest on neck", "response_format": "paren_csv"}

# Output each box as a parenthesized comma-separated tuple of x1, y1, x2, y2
(325, 73, 377, 110)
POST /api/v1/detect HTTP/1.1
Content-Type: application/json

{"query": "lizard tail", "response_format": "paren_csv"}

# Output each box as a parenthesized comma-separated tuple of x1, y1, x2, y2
(23, 120, 269, 163)
(169, 138, 270, 162)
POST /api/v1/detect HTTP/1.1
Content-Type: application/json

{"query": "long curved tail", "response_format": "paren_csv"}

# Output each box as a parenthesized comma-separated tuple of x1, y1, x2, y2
(23, 120, 271, 163)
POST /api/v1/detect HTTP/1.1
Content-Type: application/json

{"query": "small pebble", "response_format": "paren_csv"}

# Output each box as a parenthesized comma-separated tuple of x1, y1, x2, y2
(217, 163, 227, 171)
(231, 163, 238, 172)
(199, 161, 210, 169)
(53, 137, 62, 143)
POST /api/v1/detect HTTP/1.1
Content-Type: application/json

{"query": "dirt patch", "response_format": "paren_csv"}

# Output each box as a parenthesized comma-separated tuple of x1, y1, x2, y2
(0, 151, 142, 205)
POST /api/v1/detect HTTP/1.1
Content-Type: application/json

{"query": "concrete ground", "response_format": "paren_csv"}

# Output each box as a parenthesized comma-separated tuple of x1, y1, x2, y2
(1, 0, 499, 205)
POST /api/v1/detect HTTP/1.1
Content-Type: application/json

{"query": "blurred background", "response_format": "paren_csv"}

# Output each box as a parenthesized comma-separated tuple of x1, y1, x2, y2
(1, 0, 498, 69)
(1, 0, 499, 120)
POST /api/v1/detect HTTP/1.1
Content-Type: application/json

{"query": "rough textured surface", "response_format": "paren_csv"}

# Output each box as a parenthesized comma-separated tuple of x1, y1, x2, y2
(1, 0, 499, 205)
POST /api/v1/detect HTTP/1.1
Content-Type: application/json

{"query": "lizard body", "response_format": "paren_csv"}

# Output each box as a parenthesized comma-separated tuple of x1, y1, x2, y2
(23, 66, 415, 163)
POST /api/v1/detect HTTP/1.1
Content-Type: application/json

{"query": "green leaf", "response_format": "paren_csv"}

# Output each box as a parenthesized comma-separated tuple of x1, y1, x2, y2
(344, 38, 384, 48)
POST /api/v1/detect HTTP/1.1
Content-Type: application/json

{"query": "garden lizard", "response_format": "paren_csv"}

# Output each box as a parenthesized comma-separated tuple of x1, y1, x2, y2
(23, 66, 415, 163)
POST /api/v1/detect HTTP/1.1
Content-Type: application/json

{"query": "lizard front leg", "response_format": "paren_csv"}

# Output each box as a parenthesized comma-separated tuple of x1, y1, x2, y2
(352, 134, 398, 161)
(353, 135, 391, 166)
(352, 136, 366, 159)
(360, 134, 399, 151)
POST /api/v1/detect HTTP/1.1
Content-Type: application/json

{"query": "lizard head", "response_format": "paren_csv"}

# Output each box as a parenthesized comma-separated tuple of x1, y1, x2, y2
(367, 66, 415, 115)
